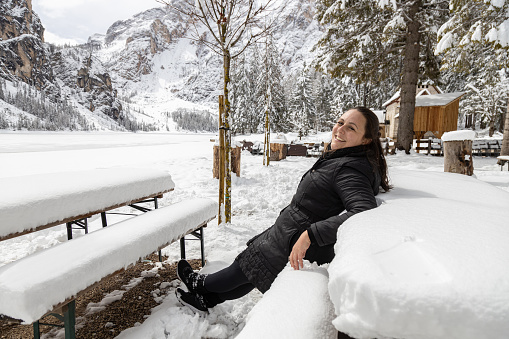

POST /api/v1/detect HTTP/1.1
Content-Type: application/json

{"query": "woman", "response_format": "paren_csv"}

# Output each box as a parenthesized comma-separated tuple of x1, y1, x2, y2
(176, 106, 391, 313)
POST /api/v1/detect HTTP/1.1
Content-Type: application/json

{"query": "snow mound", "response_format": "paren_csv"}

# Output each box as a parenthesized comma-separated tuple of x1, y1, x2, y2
(329, 169, 509, 339)
(442, 130, 476, 142)
(237, 262, 337, 339)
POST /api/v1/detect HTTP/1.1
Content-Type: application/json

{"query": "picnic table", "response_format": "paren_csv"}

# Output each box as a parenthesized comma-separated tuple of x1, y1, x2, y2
(0, 167, 217, 339)
(0, 168, 175, 241)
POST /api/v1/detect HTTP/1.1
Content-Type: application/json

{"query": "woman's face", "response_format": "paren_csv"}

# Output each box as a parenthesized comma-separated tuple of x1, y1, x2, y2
(331, 109, 370, 150)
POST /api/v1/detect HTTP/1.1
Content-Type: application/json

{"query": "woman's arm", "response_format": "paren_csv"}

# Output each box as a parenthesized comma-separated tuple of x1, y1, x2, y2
(289, 230, 311, 270)
(308, 165, 377, 247)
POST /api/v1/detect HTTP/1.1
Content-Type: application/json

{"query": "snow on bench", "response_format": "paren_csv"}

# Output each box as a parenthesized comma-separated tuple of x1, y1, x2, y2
(236, 263, 337, 339)
(329, 168, 509, 339)
(0, 168, 175, 240)
(0, 198, 217, 324)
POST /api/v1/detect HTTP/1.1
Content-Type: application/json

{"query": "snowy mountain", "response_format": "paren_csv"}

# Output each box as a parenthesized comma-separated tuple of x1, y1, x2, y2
(0, 0, 321, 131)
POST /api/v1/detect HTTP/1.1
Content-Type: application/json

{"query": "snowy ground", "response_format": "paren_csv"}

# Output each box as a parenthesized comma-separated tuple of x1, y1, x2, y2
(0, 131, 508, 339)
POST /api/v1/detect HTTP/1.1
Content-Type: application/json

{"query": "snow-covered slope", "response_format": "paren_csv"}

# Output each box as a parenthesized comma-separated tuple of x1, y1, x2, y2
(78, 0, 321, 123)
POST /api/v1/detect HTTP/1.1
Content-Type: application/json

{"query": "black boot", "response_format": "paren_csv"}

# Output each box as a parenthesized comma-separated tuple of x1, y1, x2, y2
(177, 259, 208, 294)
(175, 288, 209, 315)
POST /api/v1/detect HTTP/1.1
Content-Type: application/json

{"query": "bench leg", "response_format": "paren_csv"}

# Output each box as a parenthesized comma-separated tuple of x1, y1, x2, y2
(180, 226, 206, 266)
(33, 321, 41, 339)
(180, 237, 186, 260)
(199, 227, 205, 267)
(66, 222, 73, 240)
(63, 300, 76, 339)
(101, 212, 108, 227)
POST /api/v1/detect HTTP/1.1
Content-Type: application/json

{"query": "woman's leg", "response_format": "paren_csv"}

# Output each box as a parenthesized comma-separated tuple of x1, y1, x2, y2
(201, 260, 254, 307)
(204, 260, 251, 293)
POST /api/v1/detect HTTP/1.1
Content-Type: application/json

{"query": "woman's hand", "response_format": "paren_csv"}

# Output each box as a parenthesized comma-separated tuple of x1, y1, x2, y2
(289, 230, 311, 270)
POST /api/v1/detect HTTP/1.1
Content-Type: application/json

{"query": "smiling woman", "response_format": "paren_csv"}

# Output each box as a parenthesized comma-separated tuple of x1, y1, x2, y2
(31, 0, 163, 44)
(174, 106, 392, 314)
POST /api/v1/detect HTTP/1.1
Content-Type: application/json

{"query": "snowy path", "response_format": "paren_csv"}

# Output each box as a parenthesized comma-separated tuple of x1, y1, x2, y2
(1, 131, 508, 339)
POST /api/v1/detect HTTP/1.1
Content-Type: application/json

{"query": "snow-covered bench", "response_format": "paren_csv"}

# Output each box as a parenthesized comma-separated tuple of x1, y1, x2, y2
(0, 168, 175, 241)
(0, 197, 218, 339)
(236, 263, 337, 339)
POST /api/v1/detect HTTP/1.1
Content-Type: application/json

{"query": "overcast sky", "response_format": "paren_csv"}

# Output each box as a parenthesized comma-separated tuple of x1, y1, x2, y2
(32, 0, 165, 45)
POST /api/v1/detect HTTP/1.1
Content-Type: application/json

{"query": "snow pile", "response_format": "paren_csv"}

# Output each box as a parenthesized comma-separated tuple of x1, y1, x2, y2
(329, 168, 509, 339)
(0, 198, 217, 323)
(0, 168, 174, 238)
(237, 262, 336, 339)
(441, 130, 476, 141)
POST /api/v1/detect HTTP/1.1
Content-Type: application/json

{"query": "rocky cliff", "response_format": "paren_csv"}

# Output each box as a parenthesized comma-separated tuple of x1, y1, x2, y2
(0, 0, 123, 121)
(0, 0, 52, 89)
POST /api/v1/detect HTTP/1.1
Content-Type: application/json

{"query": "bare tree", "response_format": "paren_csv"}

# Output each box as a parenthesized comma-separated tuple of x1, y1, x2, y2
(157, 0, 281, 223)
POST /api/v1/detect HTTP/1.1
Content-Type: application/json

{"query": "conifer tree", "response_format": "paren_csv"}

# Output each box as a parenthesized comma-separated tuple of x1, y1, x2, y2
(437, 0, 509, 152)
(314, 0, 448, 153)
(290, 65, 315, 136)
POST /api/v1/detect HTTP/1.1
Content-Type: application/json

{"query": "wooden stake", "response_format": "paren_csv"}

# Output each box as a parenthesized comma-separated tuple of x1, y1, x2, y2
(218, 95, 225, 224)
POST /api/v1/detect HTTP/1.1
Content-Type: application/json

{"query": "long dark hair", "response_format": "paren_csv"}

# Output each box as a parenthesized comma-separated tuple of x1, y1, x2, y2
(351, 106, 391, 192)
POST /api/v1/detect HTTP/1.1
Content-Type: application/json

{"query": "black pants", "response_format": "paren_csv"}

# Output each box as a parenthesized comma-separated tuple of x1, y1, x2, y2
(202, 260, 255, 307)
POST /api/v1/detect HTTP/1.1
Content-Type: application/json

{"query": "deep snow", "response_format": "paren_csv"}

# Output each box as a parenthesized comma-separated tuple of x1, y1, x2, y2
(0, 131, 508, 339)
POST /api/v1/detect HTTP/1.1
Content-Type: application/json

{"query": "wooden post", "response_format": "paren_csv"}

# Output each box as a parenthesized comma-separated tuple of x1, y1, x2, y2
(218, 96, 225, 224)
(269, 143, 287, 161)
(214, 146, 241, 178)
(263, 110, 270, 166)
(231, 146, 241, 176)
(443, 139, 474, 176)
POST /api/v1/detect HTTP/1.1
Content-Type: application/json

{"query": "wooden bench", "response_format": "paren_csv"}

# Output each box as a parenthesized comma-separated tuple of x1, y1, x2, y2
(0, 168, 175, 241)
(235, 264, 337, 339)
(0, 198, 217, 339)
(497, 155, 509, 171)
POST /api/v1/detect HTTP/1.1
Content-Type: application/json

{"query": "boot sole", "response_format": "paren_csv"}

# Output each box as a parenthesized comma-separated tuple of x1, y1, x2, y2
(176, 260, 194, 292)
(175, 289, 209, 316)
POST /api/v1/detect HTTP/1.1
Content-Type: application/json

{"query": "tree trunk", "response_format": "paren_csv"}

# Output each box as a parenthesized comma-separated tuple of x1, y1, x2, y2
(444, 140, 474, 176)
(218, 96, 225, 224)
(397, 0, 422, 154)
(500, 97, 509, 158)
(223, 48, 232, 223)
(269, 143, 287, 161)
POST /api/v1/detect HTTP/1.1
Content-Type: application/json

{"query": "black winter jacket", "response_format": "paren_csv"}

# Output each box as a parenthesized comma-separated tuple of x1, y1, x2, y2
(236, 145, 381, 293)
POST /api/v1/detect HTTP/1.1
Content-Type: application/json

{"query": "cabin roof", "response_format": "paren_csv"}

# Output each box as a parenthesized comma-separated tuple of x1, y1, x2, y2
(414, 92, 465, 107)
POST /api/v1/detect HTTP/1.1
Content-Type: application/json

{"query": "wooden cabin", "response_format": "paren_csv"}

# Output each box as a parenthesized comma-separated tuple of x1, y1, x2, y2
(373, 110, 387, 138)
(383, 85, 464, 140)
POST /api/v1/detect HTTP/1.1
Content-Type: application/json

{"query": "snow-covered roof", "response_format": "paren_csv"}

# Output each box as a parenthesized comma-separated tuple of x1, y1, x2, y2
(372, 110, 385, 124)
(415, 92, 465, 107)
(382, 90, 400, 107)
(416, 88, 431, 97)
(383, 86, 445, 107)
(0, 168, 175, 239)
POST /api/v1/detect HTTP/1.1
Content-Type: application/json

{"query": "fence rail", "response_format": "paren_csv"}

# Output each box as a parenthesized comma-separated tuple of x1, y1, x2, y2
(414, 138, 502, 156)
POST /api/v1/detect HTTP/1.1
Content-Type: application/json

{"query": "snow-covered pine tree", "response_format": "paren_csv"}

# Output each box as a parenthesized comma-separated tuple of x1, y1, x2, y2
(290, 64, 315, 137)
(255, 37, 288, 133)
(314, 0, 448, 153)
(437, 0, 509, 144)
(311, 71, 333, 132)
(266, 38, 288, 133)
